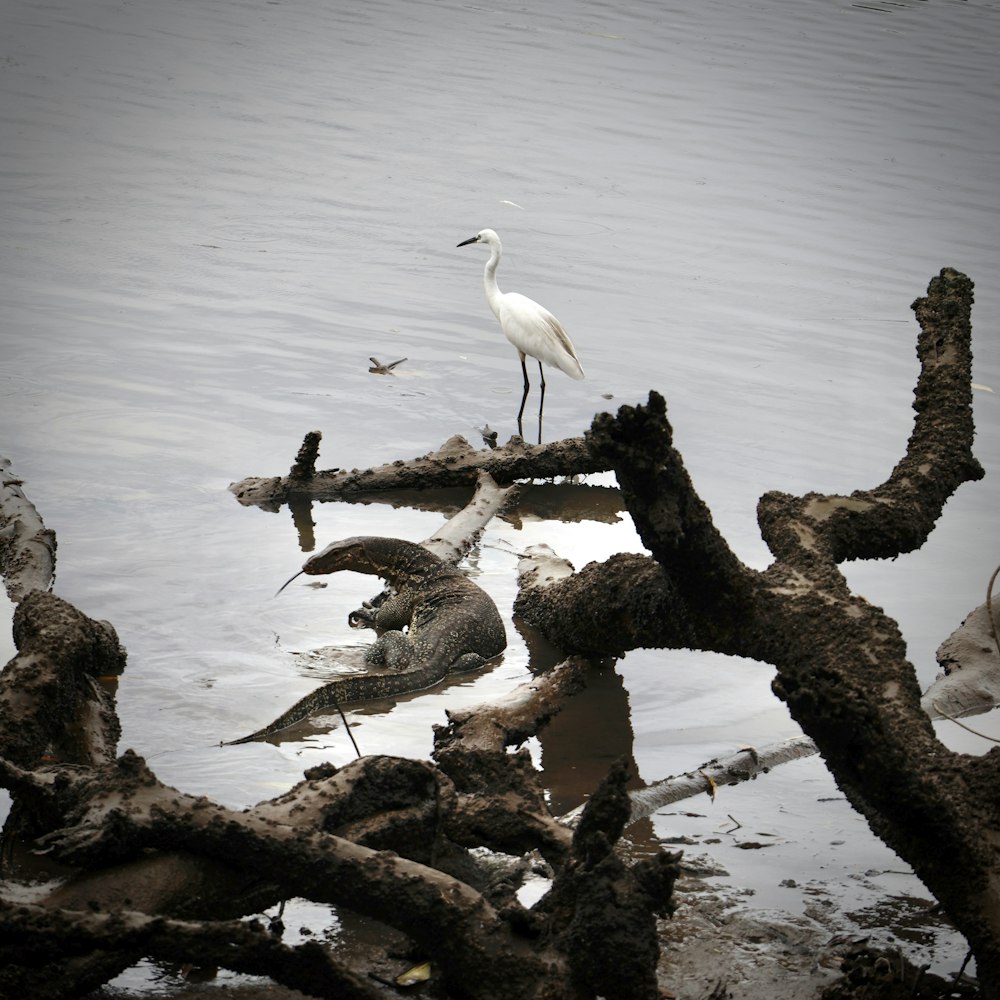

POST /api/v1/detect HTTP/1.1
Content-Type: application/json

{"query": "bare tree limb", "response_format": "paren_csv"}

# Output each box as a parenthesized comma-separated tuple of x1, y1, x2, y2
(560, 736, 820, 827)
(421, 469, 520, 564)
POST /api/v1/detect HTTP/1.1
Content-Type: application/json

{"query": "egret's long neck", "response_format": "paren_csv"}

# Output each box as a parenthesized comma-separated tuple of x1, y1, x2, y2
(483, 245, 503, 321)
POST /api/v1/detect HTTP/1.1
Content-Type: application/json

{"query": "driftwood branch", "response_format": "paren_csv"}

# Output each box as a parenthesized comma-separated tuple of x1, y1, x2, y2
(559, 736, 820, 828)
(421, 469, 520, 564)
(230, 432, 604, 509)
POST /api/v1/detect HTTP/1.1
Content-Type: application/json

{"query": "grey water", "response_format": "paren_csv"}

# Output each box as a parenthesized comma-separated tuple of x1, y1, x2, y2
(2, 0, 999, 988)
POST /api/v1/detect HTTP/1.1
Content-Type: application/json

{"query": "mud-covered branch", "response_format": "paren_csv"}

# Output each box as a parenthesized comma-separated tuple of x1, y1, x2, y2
(230, 431, 604, 509)
(12, 738, 677, 1000)
(0, 898, 384, 1000)
(588, 391, 754, 618)
(759, 270, 982, 565)
(514, 268, 1000, 996)
(0, 591, 124, 772)
(33, 752, 557, 993)
(510, 399, 761, 658)
(2, 471, 677, 999)
(432, 656, 589, 862)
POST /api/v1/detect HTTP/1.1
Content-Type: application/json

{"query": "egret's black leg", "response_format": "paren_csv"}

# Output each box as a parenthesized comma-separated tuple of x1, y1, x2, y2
(517, 386, 529, 437)
(537, 361, 546, 444)
(517, 353, 531, 436)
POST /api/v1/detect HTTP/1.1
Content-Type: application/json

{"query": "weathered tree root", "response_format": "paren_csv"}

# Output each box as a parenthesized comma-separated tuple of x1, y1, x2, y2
(2, 739, 674, 999)
(515, 268, 999, 997)
(1, 555, 672, 999)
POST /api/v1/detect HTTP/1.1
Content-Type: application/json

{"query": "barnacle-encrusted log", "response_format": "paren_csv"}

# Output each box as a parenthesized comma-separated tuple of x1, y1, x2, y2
(516, 269, 1000, 996)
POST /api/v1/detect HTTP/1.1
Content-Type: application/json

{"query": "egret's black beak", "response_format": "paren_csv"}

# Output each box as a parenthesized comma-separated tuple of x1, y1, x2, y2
(274, 569, 305, 597)
(456, 235, 479, 247)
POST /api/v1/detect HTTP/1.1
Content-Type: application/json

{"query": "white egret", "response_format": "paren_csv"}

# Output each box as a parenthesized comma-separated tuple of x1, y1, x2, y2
(457, 228, 584, 436)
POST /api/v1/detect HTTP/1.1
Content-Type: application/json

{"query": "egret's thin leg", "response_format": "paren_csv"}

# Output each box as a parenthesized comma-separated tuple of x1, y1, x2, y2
(516, 353, 531, 435)
(517, 386, 529, 437)
(537, 361, 546, 444)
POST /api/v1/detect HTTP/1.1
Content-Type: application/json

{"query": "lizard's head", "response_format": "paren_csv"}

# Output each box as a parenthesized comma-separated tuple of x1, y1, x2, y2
(302, 537, 371, 575)
(273, 537, 373, 596)
(274, 536, 432, 597)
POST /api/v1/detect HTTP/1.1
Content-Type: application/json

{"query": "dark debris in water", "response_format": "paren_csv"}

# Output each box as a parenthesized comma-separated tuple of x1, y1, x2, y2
(847, 895, 948, 948)
(368, 356, 407, 375)
(821, 943, 979, 1000)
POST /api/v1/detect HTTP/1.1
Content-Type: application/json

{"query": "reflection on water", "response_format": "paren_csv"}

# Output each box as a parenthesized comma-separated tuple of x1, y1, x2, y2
(279, 481, 625, 548)
(537, 659, 642, 815)
(2, 0, 999, 987)
(511, 480, 625, 525)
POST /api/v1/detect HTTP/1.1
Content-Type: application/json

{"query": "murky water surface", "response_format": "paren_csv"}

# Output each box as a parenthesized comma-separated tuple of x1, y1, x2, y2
(2, 0, 999, 988)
